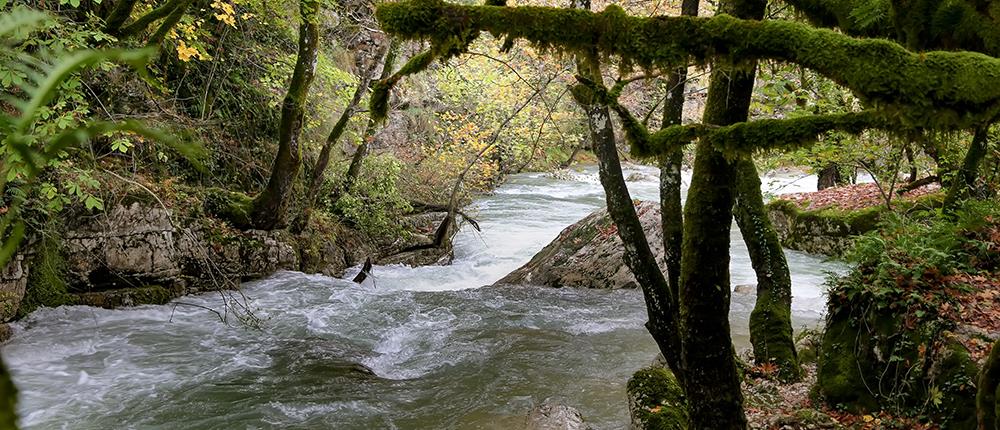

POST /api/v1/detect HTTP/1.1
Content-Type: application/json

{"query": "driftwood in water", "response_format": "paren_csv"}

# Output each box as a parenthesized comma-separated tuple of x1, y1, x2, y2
(351, 257, 373, 284)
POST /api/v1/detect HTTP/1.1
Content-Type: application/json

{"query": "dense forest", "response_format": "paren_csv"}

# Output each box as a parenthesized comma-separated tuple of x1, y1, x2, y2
(0, 0, 998, 428)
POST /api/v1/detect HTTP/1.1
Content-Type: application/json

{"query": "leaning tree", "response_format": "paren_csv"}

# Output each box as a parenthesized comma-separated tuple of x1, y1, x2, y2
(370, 0, 1000, 427)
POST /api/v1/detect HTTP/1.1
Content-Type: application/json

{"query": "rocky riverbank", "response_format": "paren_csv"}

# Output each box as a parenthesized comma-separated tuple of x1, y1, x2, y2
(0, 199, 456, 333)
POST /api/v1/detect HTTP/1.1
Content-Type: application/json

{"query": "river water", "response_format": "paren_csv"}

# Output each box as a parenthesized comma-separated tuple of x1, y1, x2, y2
(3, 165, 842, 429)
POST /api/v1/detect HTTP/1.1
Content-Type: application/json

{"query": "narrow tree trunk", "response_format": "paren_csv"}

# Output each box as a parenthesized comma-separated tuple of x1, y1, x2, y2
(978, 338, 999, 430)
(119, 0, 189, 37)
(147, 0, 195, 45)
(570, 0, 683, 379)
(338, 45, 399, 201)
(249, 0, 321, 230)
(945, 126, 990, 209)
(103, 0, 140, 35)
(904, 143, 918, 182)
(659, 0, 698, 302)
(734, 159, 800, 381)
(295, 43, 394, 231)
(678, 0, 766, 426)
(817, 162, 843, 190)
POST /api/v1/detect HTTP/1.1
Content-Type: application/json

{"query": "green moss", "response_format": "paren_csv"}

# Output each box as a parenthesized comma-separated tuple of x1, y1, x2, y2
(203, 187, 254, 229)
(627, 367, 688, 430)
(816, 309, 880, 412)
(18, 235, 77, 318)
(377, 0, 1000, 130)
(74, 285, 175, 309)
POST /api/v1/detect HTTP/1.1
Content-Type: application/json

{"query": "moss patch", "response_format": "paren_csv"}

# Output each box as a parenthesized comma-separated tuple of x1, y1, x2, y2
(18, 235, 77, 318)
(627, 367, 688, 430)
(74, 285, 176, 309)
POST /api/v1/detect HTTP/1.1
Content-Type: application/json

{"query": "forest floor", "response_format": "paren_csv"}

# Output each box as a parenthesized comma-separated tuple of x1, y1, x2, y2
(777, 182, 940, 211)
(744, 365, 939, 429)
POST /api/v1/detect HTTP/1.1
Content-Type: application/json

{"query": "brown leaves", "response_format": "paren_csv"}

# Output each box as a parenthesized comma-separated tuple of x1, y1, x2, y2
(779, 182, 940, 211)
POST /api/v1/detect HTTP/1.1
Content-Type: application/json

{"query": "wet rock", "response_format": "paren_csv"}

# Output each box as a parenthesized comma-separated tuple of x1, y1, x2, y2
(494, 201, 663, 289)
(525, 399, 586, 430)
(733, 284, 755, 295)
(765, 200, 882, 256)
(0, 254, 29, 321)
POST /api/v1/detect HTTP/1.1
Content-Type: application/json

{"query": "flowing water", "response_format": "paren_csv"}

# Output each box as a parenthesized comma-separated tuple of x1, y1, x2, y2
(3, 165, 843, 430)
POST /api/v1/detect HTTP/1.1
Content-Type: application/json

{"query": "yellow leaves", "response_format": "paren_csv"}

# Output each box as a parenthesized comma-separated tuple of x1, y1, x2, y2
(211, 0, 238, 28)
(176, 41, 202, 62)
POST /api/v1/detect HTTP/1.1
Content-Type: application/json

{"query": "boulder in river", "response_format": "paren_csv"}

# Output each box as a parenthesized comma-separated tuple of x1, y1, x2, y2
(525, 399, 587, 430)
(494, 201, 663, 289)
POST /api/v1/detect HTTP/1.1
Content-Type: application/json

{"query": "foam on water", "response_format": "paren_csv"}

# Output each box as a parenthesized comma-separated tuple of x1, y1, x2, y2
(3, 165, 843, 429)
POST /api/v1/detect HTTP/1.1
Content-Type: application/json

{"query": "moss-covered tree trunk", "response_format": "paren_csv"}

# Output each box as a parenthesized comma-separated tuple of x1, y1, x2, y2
(677, 0, 765, 426)
(339, 45, 398, 201)
(297, 42, 395, 231)
(979, 338, 1000, 430)
(945, 126, 991, 209)
(249, 0, 321, 230)
(571, 0, 683, 380)
(119, 0, 190, 38)
(733, 159, 800, 381)
(659, 0, 698, 300)
(147, 0, 196, 46)
(103, 0, 140, 35)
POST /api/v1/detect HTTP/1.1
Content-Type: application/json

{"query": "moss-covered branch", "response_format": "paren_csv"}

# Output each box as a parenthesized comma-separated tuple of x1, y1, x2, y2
(377, 0, 1000, 128)
(579, 74, 891, 157)
(644, 111, 891, 157)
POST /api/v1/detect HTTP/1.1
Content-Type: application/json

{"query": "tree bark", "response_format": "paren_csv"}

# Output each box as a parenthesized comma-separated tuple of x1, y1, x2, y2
(659, 0, 698, 306)
(103, 0, 140, 35)
(945, 126, 990, 209)
(733, 159, 799, 381)
(295, 42, 394, 231)
(249, 0, 321, 230)
(817, 162, 843, 190)
(119, 0, 189, 37)
(147, 0, 196, 46)
(337, 44, 400, 201)
(978, 338, 999, 430)
(678, 0, 766, 426)
(570, 0, 683, 380)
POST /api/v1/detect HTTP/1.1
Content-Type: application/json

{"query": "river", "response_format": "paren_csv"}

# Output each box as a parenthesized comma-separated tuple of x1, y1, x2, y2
(3, 165, 842, 429)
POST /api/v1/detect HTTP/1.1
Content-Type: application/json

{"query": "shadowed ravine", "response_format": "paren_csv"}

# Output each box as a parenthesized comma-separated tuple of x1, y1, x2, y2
(3, 165, 842, 429)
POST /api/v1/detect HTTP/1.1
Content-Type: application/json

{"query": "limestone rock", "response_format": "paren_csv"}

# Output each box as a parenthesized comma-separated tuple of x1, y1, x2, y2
(0, 254, 29, 321)
(525, 400, 586, 430)
(494, 201, 664, 289)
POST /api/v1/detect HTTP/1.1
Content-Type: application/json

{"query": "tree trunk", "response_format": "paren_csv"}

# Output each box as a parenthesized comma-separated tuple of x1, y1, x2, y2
(104, 0, 140, 35)
(659, 0, 698, 304)
(817, 162, 843, 190)
(119, 0, 189, 37)
(249, 0, 321, 230)
(148, 0, 195, 46)
(570, 0, 683, 379)
(295, 43, 394, 231)
(337, 44, 399, 201)
(978, 338, 999, 430)
(945, 126, 990, 209)
(733, 159, 799, 381)
(678, 0, 766, 427)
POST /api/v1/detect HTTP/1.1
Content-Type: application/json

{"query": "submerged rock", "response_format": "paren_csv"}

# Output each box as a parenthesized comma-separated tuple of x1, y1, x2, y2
(525, 399, 586, 430)
(494, 201, 663, 289)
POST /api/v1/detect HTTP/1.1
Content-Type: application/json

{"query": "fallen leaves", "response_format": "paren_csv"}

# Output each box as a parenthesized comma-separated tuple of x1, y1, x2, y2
(779, 182, 940, 211)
